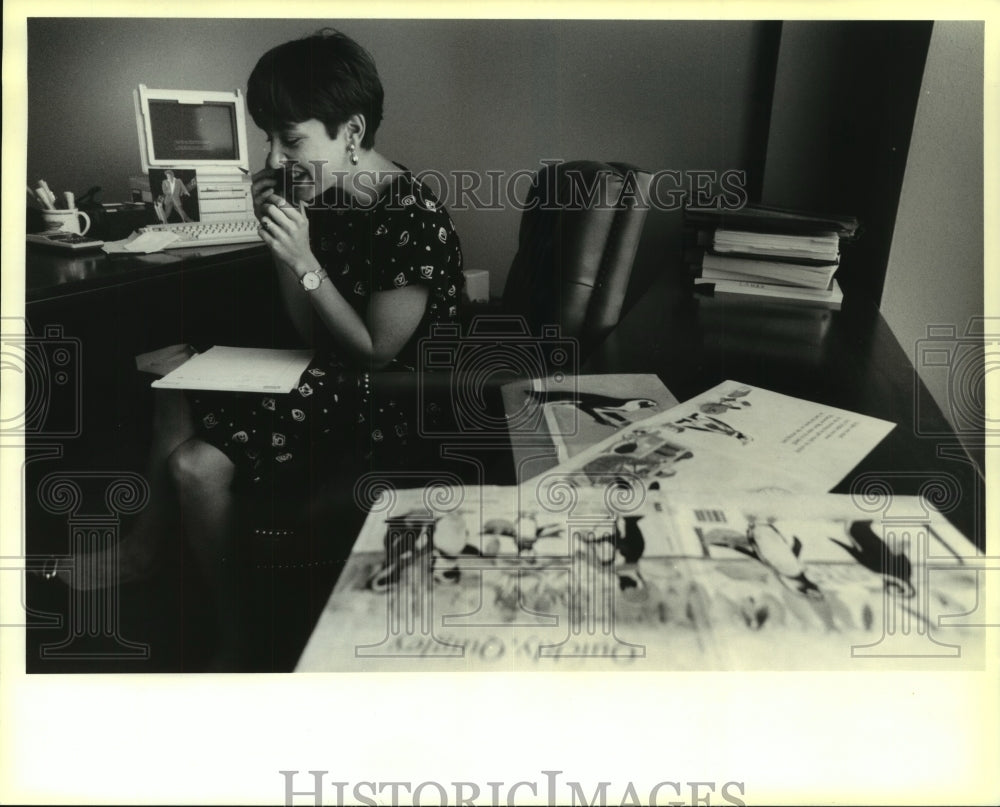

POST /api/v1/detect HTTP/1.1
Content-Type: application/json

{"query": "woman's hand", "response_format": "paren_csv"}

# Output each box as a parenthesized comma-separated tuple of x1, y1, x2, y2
(251, 167, 280, 220)
(259, 196, 318, 278)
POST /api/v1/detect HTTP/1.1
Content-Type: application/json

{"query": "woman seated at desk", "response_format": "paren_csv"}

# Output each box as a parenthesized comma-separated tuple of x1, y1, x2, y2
(44, 29, 465, 669)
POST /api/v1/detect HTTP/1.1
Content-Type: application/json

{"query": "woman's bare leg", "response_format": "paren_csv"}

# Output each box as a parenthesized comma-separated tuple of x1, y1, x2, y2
(168, 438, 245, 670)
(52, 387, 246, 667)
(57, 389, 196, 590)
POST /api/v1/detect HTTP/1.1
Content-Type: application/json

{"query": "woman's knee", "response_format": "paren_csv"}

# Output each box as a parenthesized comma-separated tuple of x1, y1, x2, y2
(152, 388, 193, 431)
(167, 439, 235, 491)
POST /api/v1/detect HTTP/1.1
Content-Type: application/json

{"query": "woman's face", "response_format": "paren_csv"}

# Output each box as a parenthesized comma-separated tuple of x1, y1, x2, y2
(265, 118, 350, 198)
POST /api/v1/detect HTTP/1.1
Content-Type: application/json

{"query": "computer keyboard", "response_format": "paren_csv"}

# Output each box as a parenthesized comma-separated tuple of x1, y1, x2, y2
(138, 218, 263, 247)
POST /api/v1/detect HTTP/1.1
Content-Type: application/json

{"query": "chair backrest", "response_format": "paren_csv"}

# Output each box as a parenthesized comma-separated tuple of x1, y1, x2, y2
(502, 160, 653, 354)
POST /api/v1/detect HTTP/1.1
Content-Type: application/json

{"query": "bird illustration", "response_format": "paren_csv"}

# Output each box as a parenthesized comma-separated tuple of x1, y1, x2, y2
(613, 515, 647, 597)
(481, 513, 563, 558)
(523, 389, 658, 427)
(830, 520, 915, 597)
(668, 412, 751, 444)
(706, 520, 821, 597)
(744, 520, 822, 598)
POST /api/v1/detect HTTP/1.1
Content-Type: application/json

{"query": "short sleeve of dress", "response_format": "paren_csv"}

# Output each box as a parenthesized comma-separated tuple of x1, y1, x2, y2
(369, 177, 463, 300)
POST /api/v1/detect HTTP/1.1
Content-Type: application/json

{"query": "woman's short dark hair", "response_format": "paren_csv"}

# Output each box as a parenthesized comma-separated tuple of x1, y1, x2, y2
(247, 29, 384, 149)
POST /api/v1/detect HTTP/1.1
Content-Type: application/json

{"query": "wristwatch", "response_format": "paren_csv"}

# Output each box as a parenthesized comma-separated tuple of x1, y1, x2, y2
(300, 267, 328, 291)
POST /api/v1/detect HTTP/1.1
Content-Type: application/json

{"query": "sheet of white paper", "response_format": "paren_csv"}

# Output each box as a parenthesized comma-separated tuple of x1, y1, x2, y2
(150, 345, 314, 393)
(535, 380, 895, 495)
(101, 230, 181, 254)
(297, 485, 982, 672)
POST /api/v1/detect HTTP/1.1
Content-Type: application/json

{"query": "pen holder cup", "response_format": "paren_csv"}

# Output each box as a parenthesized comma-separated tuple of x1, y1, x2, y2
(40, 208, 91, 236)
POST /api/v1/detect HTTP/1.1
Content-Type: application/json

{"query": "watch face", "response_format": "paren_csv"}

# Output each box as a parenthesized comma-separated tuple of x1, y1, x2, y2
(302, 272, 321, 291)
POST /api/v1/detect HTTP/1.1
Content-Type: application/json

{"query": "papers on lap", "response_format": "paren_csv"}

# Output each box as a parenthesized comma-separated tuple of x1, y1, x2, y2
(296, 485, 983, 672)
(150, 345, 314, 393)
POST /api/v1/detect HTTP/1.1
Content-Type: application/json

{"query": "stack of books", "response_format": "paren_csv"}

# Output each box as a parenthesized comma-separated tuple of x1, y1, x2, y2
(684, 205, 860, 309)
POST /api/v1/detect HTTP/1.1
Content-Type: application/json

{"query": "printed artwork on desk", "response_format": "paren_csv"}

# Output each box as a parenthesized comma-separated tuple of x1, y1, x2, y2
(295, 486, 984, 672)
(148, 168, 200, 224)
(547, 381, 896, 494)
(500, 373, 679, 479)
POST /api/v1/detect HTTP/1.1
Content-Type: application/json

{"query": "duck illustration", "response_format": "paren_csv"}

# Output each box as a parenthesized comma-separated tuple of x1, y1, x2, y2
(481, 513, 563, 558)
(571, 515, 648, 596)
(366, 520, 431, 592)
(830, 520, 915, 597)
(523, 389, 658, 428)
(614, 515, 647, 597)
(706, 520, 821, 598)
(668, 412, 751, 444)
(745, 520, 823, 597)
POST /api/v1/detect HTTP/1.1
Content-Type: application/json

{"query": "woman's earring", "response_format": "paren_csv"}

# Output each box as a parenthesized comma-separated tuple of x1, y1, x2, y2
(348, 142, 359, 166)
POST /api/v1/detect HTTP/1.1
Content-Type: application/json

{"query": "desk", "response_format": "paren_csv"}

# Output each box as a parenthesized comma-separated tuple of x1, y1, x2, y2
(583, 276, 984, 545)
(295, 277, 987, 671)
(21, 250, 986, 671)
(24, 243, 290, 468)
(26, 241, 268, 303)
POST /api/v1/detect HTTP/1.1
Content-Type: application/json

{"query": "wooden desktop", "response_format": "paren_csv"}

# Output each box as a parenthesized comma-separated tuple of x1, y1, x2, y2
(583, 274, 985, 546)
(21, 243, 987, 672)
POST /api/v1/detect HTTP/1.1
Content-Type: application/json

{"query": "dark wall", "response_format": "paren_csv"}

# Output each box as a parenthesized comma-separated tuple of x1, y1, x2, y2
(26, 18, 773, 303)
(763, 21, 934, 306)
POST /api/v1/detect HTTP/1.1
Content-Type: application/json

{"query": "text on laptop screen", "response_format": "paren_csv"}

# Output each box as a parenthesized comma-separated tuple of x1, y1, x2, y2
(147, 100, 239, 162)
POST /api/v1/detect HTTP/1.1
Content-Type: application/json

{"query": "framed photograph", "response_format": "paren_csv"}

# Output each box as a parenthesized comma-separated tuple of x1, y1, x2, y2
(148, 167, 200, 223)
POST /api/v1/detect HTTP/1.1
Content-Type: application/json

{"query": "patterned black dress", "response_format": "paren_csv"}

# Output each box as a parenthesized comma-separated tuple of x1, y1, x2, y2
(189, 170, 464, 487)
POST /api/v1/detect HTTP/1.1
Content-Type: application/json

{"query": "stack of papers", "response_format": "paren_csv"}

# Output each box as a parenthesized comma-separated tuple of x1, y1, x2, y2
(298, 485, 983, 672)
(712, 229, 841, 262)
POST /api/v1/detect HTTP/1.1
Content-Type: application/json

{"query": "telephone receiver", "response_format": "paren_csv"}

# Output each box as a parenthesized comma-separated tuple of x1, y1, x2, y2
(260, 163, 326, 206)
(252, 165, 296, 216)
(273, 164, 295, 199)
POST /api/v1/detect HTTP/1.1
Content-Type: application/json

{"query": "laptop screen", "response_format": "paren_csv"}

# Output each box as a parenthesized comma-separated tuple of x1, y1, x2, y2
(134, 85, 250, 173)
(147, 100, 239, 162)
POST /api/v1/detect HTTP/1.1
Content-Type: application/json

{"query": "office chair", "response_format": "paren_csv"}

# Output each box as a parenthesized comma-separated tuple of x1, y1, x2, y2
(502, 160, 653, 356)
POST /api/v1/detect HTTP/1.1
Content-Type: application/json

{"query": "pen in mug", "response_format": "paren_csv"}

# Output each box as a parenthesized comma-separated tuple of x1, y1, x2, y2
(34, 184, 55, 210)
(38, 180, 57, 207)
(64, 191, 75, 209)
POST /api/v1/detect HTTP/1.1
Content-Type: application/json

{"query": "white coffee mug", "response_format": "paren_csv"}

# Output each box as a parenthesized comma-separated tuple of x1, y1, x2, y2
(41, 208, 91, 236)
